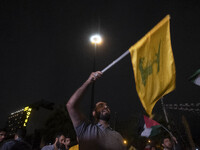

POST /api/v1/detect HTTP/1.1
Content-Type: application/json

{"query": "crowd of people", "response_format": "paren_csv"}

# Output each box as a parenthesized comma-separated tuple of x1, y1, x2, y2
(0, 71, 184, 150)
(0, 128, 76, 150)
(0, 128, 181, 150)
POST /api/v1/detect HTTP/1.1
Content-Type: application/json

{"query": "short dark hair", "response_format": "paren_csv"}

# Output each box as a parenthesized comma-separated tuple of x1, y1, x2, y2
(161, 136, 171, 144)
(55, 132, 65, 139)
(65, 135, 71, 139)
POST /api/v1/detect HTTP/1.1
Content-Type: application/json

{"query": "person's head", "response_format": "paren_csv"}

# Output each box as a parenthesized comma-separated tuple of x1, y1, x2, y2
(92, 102, 111, 122)
(14, 128, 26, 140)
(150, 145, 156, 150)
(54, 133, 65, 149)
(64, 136, 71, 149)
(0, 128, 6, 143)
(162, 137, 173, 149)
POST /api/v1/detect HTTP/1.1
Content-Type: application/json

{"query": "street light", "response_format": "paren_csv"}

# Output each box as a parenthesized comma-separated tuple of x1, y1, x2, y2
(90, 34, 102, 120)
(89, 34, 102, 73)
(90, 34, 102, 45)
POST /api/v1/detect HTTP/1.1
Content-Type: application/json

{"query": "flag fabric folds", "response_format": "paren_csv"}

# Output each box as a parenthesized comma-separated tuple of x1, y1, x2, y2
(129, 15, 176, 115)
(141, 115, 161, 137)
(188, 69, 200, 86)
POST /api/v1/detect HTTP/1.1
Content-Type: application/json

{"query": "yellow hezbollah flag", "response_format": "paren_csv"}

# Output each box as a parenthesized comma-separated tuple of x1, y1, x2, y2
(129, 15, 176, 116)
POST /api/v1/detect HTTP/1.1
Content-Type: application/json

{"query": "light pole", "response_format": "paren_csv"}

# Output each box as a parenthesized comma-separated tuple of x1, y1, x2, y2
(90, 34, 102, 120)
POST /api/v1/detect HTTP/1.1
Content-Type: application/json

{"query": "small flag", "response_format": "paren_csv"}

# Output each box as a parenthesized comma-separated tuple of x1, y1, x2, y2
(141, 115, 161, 137)
(188, 69, 200, 86)
(129, 15, 176, 115)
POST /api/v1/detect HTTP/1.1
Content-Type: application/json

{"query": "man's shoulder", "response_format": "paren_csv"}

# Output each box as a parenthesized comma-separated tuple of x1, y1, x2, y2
(11, 140, 32, 150)
(75, 121, 104, 138)
(41, 144, 54, 150)
(1, 140, 32, 150)
(75, 120, 94, 131)
(1, 140, 16, 149)
(106, 127, 123, 137)
(111, 129, 123, 136)
(3, 140, 16, 145)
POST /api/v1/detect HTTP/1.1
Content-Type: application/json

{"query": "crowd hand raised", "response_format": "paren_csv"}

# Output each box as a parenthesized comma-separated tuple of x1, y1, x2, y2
(87, 71, 103, 83)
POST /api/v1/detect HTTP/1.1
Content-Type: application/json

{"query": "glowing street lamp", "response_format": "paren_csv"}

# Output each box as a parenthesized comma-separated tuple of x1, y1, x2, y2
(90, 34, 102, 45)
(89, 34, 102, 119)
(89, 34, 102, 71)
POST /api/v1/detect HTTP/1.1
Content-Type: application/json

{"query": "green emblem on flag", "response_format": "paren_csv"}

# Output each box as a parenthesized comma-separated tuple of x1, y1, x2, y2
(139, 41, 161, 86)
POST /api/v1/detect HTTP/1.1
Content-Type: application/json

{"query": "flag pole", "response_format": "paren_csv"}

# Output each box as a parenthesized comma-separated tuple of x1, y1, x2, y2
(161, 97, 171, 130)
(160, 124, 174, 137)
(161, 97, 178, 145)
(101, 50, 130, 73)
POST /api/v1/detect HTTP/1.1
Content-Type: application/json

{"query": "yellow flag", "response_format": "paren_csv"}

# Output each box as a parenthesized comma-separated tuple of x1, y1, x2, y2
(129, 15, 176, 116)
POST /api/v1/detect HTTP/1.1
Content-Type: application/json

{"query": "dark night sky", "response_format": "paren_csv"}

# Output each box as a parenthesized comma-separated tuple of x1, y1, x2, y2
(0, 0, 200, 140)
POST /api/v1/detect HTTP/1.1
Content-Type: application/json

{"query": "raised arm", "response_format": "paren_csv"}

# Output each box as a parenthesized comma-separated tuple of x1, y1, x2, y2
(66, 71, 102, 128)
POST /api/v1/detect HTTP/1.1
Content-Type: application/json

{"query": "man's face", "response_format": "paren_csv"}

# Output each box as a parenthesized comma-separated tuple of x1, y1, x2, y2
(64, 138, 71, 148)
(56, 135, 65, 149)
(162, 138, 172, 149)
(0, 131, 6, 142)
(95, 102, 111, 121)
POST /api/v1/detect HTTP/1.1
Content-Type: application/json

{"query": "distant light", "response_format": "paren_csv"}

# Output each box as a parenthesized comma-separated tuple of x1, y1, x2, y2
(23, 106, 32, 127)
(24, 106, 29, 111)
(148, 140, 151, 143)
(123, 140, 127, 145)
(90, 34, 102, 44)
(11, 109, 24, 115)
